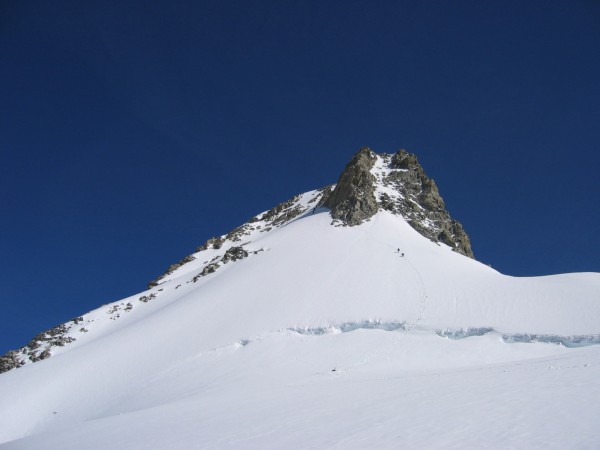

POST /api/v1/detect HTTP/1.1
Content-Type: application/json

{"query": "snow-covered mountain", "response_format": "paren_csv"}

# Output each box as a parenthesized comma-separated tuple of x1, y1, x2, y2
(1, 148, 599, 449)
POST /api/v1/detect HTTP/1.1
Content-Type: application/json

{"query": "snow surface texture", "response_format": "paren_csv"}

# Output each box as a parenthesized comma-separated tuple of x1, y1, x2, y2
(1, 152, 600, 449)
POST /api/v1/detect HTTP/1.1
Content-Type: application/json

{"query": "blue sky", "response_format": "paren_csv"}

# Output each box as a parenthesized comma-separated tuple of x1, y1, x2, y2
(1, 0, 599, 354)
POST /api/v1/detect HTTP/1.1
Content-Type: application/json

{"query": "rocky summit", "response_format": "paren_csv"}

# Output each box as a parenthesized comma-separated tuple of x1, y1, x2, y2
(321, 147, 474, 258)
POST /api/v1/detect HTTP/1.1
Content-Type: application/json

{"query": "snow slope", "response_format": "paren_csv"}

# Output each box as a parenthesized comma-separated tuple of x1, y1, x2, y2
(1, 154, 599, 448)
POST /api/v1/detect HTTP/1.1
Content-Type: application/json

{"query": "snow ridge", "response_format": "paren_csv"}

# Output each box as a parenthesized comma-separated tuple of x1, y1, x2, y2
(0, 188, 328, 373)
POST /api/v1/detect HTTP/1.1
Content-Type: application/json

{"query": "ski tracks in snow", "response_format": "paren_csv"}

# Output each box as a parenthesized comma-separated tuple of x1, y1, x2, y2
(403, 257, 428, 327)
(361, 228, 429, 328)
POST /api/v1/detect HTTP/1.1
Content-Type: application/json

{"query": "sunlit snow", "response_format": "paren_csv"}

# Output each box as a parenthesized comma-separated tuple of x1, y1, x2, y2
(1, 187, 599, 449)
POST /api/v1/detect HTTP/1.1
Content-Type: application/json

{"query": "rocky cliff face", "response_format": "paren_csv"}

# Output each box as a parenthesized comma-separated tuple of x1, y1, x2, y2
(321, 147, 474, 258)
(320, 148, 379, 226)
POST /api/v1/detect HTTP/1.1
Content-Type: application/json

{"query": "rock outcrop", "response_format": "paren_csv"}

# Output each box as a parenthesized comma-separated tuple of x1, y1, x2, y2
(0, 317, 84, 374)
(148, 254, 196, 288)
(387, 150, 473, 258)
(322, 147, 474, 258)
(320, 147, 379, 226)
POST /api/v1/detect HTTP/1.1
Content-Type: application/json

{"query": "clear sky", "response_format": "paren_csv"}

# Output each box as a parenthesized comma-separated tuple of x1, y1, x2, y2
(1, 0, 599, 355)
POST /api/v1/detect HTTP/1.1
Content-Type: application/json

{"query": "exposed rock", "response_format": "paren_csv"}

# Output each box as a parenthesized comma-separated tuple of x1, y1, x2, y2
(0, 350, 24, 373)
(321, 147, 379, 226)
(31, 348, 51, 362)
(226, 224, 253, 242)
(196, 236, 225, 252)
(221, 246, 249, 264)
(147, 188, 331, 290)
(148, 254, 196, 288)
(138, 293, 157, 303)
(382, 149, 473, 258)
(192, 246, 250, 282)
(192, 263, 220, 282)
(257, 195, 301, 224)
(0, 317, 83, 374)
(320, 147, 473, 257)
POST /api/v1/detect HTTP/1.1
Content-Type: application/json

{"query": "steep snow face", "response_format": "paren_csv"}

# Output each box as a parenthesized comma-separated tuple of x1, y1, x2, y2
(0, 188, 330, 372)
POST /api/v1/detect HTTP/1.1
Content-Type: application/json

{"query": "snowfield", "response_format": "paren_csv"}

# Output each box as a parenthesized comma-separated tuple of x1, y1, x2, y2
(1, 202, 599, 448)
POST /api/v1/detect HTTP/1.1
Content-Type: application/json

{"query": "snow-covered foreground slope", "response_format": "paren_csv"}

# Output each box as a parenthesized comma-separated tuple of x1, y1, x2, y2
(1, 209, 599, 448)
(4, 331, 600, 450)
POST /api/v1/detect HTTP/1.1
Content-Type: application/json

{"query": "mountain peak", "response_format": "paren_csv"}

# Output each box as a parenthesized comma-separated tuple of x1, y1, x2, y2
(0, 146, 474, 374)
(322, 148, 474, 258)
(2, 147, 600, 448)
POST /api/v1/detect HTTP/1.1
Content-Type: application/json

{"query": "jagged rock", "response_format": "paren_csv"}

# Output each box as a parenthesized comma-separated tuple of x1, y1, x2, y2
(226, 224, 252, 242)
(148, 254, 196, 288)
(257, 195, 301, 223)
(148, 189, 331, 290)
(192, 246, 250, 282)
(193, 263, 220, 282)
(378, 193, 396, 212)
(0, 318, 84, 374)
(196, 236, 225, 252)
(31, 348, 51, 362)
(391, 150, 419, 170)
(384, 149, 474, 258)
(0, 351, 24, 373)
(321, 147, 379, 226)
(138, 293, 157, 303)
(321, 147, 473, 257)
(221, 246, 249, 264)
